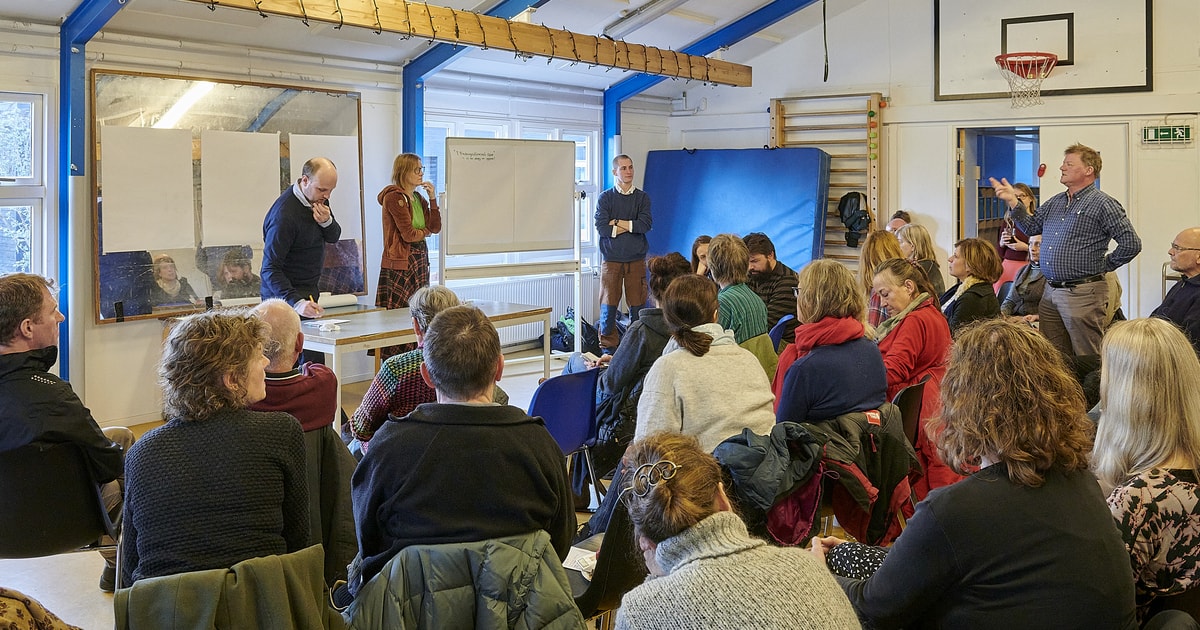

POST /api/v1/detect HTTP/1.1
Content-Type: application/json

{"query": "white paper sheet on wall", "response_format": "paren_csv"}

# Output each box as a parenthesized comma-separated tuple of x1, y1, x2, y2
(99, 126, 195, 253)
(287, 134, 363, 241)
(200, 130, 280, 248)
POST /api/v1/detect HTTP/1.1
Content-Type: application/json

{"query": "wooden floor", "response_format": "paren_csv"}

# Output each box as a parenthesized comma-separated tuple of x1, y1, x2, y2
(0, 351, 567, 629)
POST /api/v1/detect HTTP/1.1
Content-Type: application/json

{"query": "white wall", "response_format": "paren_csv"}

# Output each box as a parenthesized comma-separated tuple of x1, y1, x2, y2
(653, 0, 1200, 319)
(0, 24, 401, 426)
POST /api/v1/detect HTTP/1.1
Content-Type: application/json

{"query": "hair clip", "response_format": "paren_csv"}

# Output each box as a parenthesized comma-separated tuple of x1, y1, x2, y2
(621, 460, 682, 503)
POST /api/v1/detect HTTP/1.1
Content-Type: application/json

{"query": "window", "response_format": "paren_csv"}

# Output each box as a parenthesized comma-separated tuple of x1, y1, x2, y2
(0, 93, 46, 274)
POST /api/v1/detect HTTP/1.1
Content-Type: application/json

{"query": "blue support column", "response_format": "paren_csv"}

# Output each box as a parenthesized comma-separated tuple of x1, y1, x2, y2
(401, 0, 549, 155)
(58, 0, 127, 379)
(601, 0, 818, 183)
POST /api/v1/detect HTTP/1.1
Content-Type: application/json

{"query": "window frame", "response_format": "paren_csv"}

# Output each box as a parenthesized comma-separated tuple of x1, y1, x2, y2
(0, 91, 49, 275)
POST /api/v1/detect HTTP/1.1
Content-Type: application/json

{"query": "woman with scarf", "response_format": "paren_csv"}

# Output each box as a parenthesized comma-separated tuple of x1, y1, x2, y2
(940, 237, 1002, 337)
(774, 259, 887, 424)
(872, 258, 959, 499)
(376, 153, 442, 360)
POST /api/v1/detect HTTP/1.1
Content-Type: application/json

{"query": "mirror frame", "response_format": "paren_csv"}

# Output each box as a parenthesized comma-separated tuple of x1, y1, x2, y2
(89, 69, 366, 324)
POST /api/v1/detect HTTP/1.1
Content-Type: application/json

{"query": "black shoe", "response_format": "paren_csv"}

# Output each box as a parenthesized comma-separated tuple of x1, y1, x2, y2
(99, 565, 116, 592)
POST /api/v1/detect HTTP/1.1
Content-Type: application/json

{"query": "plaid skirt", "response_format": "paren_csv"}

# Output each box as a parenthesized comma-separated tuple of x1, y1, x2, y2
(375, 241, 429, 360)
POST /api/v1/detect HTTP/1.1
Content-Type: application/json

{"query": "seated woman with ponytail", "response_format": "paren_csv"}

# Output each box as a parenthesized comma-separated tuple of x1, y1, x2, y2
(576, 275, 775, 542)
(636, 274, 776, 451)
(615, 432, 860, 630)
(872, 258, 960, 499)
(774, 258, 887, 424)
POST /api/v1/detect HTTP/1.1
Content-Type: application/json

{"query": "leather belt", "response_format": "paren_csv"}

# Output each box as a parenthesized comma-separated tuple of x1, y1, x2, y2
(1047, 273, 1105, 289)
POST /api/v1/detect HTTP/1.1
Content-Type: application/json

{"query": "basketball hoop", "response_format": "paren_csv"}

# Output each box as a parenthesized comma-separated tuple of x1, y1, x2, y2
(995, 52, 1058, 108)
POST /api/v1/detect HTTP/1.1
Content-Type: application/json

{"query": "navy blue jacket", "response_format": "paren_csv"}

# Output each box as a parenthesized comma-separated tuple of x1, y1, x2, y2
(261, 185, 342, 305)
(775, 336, 888, 425)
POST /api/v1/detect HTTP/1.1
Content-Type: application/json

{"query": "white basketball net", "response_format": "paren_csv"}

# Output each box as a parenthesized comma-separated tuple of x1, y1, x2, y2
(995, 53, 1058, 108)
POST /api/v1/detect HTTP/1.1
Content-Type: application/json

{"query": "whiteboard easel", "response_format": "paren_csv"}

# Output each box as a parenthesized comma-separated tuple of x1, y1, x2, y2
(440, 138, 585, 373)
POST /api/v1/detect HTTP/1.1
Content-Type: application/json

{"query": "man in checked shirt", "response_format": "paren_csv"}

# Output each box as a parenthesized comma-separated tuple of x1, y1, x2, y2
(991, 143, 1141, 357)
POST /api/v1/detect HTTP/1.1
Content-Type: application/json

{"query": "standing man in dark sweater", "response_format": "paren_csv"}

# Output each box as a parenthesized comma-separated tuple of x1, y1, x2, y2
(744, 232, 800, 342)
(595, 154, 652, 352)
(262, 156, 342, 319)
(349, 305, 575, 597)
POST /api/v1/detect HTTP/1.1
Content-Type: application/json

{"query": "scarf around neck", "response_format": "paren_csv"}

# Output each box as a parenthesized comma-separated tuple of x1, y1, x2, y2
(941, 276, 985, 313)
(874, 292, 931, 341)
(792, 317, 865, 359)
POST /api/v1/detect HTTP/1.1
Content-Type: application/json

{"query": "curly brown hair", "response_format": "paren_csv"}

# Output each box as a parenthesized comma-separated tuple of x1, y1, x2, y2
(159, 310, 269, 421)
(622, 432, 727, 544)
(931, 319, 1093, 487)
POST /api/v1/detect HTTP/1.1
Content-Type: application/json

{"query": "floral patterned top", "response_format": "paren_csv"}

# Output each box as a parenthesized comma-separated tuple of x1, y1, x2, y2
(1107, 467, 1200, 622)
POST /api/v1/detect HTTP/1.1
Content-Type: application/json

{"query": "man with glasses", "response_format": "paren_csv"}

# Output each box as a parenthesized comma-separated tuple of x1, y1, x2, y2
(1152, 228, 1200, 355)
(347, 305, 575, 598)
(990, 143, 1142, 357)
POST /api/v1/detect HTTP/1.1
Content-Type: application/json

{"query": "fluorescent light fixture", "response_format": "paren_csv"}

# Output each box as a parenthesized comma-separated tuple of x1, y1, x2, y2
(602, 0, 690, 39)
(153, 81, 215, 129)
(512, 7, 536, 23)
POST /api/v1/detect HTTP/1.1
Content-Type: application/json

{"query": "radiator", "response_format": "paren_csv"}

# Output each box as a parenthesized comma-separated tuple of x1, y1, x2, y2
(451, 272, 599, 346)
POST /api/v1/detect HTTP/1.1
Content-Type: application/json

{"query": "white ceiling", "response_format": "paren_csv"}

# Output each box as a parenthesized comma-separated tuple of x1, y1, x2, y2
(0, 0, 832, 97)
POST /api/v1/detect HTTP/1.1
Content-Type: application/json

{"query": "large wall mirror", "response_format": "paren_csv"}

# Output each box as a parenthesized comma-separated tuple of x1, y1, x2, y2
(90, 69, 366, 324)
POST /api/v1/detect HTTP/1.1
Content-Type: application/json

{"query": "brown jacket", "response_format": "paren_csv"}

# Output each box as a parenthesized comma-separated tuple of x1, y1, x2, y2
(378, 184, 441, 270)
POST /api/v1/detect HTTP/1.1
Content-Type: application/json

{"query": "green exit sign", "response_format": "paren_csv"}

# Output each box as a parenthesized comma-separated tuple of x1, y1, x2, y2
(1143, 125, 1192, 143)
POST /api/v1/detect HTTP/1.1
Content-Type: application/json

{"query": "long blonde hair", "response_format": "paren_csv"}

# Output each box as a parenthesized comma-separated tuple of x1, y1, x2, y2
(1093, 318, 1200, 489)
(857, 230, 905, 295)
(896, 224, 936, 263)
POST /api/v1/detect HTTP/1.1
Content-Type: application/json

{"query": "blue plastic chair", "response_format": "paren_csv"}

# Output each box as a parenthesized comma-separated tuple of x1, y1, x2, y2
(528, 369, 606, 500)
(768, 314, 796, 351)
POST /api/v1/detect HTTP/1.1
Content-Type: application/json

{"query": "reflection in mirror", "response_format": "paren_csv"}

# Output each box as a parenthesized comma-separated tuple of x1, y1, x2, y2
(91, 70, 364, 323)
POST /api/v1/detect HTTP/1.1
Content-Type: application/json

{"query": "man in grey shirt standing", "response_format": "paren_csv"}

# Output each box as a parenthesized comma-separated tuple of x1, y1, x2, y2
(991, 143, 1141, 357)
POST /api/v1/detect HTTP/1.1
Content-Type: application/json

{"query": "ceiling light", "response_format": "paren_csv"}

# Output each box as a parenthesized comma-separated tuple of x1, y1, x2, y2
(602, 0, 689, 40)
(153, 81, 215, 129)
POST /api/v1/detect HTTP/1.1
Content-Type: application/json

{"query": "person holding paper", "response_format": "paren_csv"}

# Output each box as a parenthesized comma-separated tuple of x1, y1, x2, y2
(375, 153, 442, 361)
(595, 154, 652, 353)
(261, 157, 341, 319)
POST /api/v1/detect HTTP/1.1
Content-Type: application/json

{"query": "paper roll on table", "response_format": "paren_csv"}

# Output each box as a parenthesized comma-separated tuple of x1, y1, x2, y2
(317, 293, 359, 308)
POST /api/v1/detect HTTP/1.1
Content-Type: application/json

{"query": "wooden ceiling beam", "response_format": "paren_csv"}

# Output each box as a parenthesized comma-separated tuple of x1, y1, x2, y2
(184, 0, 752, 87)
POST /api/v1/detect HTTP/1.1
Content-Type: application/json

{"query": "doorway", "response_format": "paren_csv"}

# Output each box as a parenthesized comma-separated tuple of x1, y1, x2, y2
(955, 127, 1041, 243)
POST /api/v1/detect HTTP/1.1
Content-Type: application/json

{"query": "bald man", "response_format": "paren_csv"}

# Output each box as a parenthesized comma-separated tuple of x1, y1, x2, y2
(249, 298, 338, 431)
(261, 157, 342, 319)
(1152, 227, 1200, 355)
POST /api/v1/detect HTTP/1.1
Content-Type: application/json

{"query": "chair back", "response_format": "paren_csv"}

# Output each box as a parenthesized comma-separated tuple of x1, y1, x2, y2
(892, 374, 931, 447)
(528, 369, 600, 455)
(996, 280, 1014, 305)
(572, 504, 648, 618)
(1150, 587, 1200, 626)
(768, 314, 796, 350)
(0, 442, 115, 559)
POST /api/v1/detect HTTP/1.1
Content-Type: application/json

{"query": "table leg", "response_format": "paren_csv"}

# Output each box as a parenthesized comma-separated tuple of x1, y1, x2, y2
(542, 312, 551, 381)
(329, 349, 343, 433)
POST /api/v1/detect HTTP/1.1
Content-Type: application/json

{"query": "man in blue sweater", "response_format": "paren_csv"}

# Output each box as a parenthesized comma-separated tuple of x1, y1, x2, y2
(1153, 227, 1200, 355)
(594, 154, 652, 352)
(261, 157, 342, 319)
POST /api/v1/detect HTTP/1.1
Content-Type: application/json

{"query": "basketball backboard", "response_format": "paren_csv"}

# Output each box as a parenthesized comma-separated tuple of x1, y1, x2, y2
(934, 0, 1152, 101)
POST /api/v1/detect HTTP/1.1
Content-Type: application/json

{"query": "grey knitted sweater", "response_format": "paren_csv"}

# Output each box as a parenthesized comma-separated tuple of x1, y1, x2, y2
(614, 511, 860, 630)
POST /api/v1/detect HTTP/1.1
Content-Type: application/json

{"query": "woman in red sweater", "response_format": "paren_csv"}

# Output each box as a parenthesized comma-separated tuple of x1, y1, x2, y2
(871, 258, 961, 499)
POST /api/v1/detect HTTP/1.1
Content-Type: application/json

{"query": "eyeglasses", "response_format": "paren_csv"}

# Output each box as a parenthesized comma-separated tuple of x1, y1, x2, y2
(792, 286, 803, 297)
(619, 460, 682, 504)
(1170, 243, 1200, 253)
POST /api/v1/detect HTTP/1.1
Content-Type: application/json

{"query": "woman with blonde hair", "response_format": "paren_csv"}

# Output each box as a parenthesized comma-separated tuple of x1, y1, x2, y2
(941, 237, 1003, 336)
(1094, 318, 1200, 624)
(615, 432, 859, 630)
(871, 258, 958, 498)
(894, 223, 945, 296)
(858, 230, 907, 327)
(813, 319, 1135, 628)
(774, 259, 887, 425)
(376, 153, 442, 359)
(121, 311, 309, 585)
